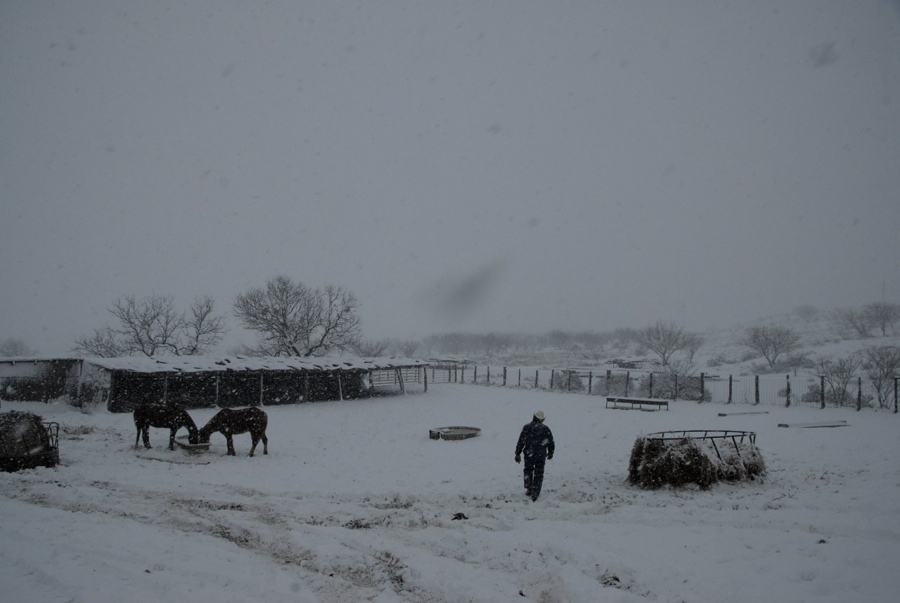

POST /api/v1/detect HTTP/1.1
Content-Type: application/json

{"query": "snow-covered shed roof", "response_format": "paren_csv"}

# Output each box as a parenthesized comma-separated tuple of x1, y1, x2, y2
(84, 356, 429, 374)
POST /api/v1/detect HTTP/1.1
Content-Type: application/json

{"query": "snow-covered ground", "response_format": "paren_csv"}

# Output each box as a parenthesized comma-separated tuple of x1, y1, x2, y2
(1, 383, 898, 602)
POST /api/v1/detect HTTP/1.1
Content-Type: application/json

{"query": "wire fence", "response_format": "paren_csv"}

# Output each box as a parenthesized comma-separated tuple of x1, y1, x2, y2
(427, 364, 900, 412)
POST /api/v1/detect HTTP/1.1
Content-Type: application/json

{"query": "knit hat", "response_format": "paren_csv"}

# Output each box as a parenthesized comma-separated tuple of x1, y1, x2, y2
(534, 411, 545, 421)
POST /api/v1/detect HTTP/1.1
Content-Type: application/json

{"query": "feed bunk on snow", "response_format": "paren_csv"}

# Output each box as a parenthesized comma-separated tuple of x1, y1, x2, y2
(627, 430, 765, 490)
(428, 426, 481, 440)
(0, 411, 59, 471)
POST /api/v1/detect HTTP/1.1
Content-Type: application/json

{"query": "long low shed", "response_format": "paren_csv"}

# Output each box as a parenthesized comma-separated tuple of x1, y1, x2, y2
(80, 356, 431, 412)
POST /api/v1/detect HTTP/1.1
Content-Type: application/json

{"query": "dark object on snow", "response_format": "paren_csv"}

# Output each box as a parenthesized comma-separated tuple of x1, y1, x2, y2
(451, 512, 468, 520)
(429, 426, 481, 440)
(0, 411, 59, 471)
(199, 407, 268, 456)
(777, 420, 847, 428)
(133, 405, 200, 450)
(628, 430, 765, 490)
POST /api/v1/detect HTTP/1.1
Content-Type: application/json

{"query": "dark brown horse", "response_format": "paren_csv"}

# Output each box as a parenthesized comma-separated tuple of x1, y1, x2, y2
(199, 407, 268, 456)
(133, 405, 200, 450)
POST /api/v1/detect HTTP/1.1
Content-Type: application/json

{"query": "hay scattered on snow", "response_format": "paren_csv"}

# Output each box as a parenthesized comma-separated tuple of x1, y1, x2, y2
(628, 435, 766, 490)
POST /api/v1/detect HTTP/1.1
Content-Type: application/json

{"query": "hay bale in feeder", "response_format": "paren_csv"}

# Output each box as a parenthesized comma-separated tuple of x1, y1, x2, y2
(628, 434, 765, 490)
(0, 410, 58, 471)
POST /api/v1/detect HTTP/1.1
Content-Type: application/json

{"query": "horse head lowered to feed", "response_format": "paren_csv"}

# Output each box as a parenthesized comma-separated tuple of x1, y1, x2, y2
(133, 405, 200, 450)
(199, 407, 268, 457)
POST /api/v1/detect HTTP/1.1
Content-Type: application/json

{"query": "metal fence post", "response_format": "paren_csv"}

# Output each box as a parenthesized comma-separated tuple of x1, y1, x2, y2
(754, 375, 760, 405)
(728, 375, 733, 404)
(820, 375, 826, 409)
(785, 374, 791, 407)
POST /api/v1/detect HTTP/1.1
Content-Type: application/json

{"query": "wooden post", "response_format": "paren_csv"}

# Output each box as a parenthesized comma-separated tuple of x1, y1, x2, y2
(588, 371, 593, 394)
(550, 370, 555, 390)
(424, 366, 428, 392)
(337, 370, 344, 401)
(487, 366, 491, 385)
(649, 372, 654, 398)
(856, 376, 862, 411)
(754, 375, 760, 405)
(567, 370, 572, 391)
(396, 367, 406, 394)
(820, 375, 826, 409)
(606, 370, 611, 396)
(674, 374, 678, 400)
(503, 367, 507, 387)
(534, 369, 539, 389)
(518, 368, 521, 387)
(260, 373, 264, 406)
(785, 374, 791, 408)
(473, 366, 477, 384)
(625, 371, 630, 396)
(728, 375, 733, 404)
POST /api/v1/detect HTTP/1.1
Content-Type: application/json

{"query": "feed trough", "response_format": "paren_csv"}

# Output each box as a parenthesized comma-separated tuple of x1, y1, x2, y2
(429, 426, 481, 441)
(174, 435, 210, 452)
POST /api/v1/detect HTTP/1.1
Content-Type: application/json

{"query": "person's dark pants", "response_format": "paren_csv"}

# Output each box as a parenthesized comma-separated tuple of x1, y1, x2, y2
(523, 455, 546, 500)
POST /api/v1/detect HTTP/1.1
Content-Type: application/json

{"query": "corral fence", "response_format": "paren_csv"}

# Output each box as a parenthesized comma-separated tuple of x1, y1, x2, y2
(428, 364, 900, 412)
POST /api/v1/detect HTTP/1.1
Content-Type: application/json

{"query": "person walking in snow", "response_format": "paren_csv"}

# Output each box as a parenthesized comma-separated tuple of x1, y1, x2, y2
(515, 411, 555, 501)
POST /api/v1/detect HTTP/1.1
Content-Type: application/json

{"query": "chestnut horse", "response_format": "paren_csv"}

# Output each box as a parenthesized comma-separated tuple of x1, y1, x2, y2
(133, 405, 199, 450)
(199, 407, 268, 457)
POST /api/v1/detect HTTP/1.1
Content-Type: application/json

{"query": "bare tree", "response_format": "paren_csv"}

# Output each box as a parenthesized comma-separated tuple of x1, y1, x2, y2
(862, 346, 900, 409)
(355, 339, 389, 357)
(782, 351, 813, 376)
(683, 333, 705, 364)
(234, 276, 362, 357)
(397, 340, 420, 357)
(740, 325, 801, 369)
(833, 307, 872, 338)
(794, 304, 819, 322)
(73, 294, 226, 357)
(863, 302, 900, 337)
(633, 320, 697, 366)
(811, 353, 861, 407)
(73, 327, 127, 357)
(0, 338, 37, 357)
(181, 296, 228, 355)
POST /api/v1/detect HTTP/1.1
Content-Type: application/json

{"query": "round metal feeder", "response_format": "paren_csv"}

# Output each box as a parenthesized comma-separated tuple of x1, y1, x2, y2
(429, 426, 481, 441)
(174, 435, 210, 452)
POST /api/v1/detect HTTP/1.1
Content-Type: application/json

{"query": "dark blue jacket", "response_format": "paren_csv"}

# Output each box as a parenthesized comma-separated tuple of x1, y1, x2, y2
(515, 420, 555, 460)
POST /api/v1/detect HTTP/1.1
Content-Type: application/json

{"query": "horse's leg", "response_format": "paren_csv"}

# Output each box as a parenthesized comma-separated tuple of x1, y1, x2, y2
(134, 424, 141, 449)
(249, 434, 258, 457)
(261, 432, 268, 455)
(142, 426, 152, 449)
(226, 434, 235, 456)
(168, 428, 177, 450)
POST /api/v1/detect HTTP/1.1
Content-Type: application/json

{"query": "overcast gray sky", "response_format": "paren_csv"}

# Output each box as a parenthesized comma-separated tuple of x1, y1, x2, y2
(2, 0, 899, 355)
